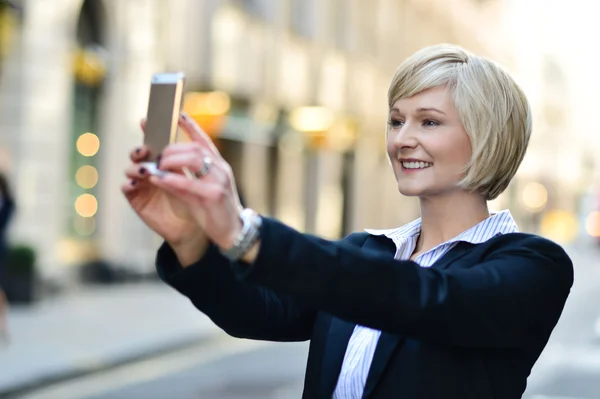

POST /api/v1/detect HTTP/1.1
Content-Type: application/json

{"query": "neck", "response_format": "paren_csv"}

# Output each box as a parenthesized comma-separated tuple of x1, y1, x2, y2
(415, 190, 490, 254)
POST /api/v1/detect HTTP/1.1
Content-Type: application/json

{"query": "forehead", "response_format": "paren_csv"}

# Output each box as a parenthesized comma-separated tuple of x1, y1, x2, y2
(391, 86, 453, 111)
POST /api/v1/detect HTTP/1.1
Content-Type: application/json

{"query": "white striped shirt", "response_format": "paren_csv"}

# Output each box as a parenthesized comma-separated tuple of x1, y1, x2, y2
(332, 210, 519, 399)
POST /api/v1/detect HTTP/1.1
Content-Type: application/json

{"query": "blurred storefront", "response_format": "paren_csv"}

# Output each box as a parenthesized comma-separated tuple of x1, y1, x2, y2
(495, 0, 598, 245)
(0, 0, 529, 287)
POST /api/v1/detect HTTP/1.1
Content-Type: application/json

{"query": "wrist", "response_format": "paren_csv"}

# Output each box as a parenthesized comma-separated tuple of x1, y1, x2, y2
(240, 240, 261, 264)
(169, 234, 209, 268)
(218, 209, 262, 262)
(218, 215, 244, 252)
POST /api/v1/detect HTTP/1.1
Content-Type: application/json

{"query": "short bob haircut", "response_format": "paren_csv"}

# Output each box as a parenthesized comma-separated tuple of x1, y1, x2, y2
(387, 44, 532, 201)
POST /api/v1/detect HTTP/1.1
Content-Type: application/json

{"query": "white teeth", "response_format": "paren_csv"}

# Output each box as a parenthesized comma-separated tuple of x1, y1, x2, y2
(402, 161, 432, 169)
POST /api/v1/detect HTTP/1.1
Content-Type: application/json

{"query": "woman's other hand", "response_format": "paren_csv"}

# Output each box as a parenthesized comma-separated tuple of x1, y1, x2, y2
(149, 114, 245, 252)
(122, 119, 207, 266)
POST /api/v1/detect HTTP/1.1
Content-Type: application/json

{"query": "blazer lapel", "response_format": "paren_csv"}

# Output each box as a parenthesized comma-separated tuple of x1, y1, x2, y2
(320, 317, 356, 398)
(361, 331, 402, 398)
(320, 234, 397, 398)
(361, 240, 476, 398)
(359, 235, 404, 397)
(321, 236, 475, 398)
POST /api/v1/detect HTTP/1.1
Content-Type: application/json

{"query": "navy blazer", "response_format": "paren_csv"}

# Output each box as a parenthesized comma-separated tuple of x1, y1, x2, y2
(156, 217, 573, 399)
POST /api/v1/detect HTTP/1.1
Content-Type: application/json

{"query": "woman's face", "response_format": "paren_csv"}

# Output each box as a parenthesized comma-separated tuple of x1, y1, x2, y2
(386, 85, 473, 198)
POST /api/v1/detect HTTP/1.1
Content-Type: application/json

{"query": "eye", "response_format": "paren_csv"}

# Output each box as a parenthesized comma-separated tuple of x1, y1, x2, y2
(423, 119, 440, 127)
(387, 118, 404, 128)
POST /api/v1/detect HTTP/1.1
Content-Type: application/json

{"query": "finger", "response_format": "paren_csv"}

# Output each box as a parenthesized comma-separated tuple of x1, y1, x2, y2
(161, 142, 203, 159)
(159, 152, 206, 175)
(125, 164, 153, 179)
(150, 173, 223, 201)
(146, 175, 199, 207)
(148, 176, 186, 197)
(161, 143, 225, 176)
(130, 145, 150, 162)
(179, 113, 220, 155)
(121, 179, 139, 197)
(160, 151, 227, 185)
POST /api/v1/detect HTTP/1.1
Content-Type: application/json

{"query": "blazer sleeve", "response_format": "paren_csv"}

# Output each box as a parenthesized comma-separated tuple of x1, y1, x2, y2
(155, 232, 369, 342)
(232, 217, 574, 348)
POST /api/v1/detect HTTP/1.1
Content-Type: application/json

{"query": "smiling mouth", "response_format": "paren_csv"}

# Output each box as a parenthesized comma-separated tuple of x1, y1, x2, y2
(401, 161, 432, 169)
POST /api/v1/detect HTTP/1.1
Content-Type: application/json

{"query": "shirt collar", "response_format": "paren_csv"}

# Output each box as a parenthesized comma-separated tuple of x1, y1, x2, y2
(364, 209, 518, 247)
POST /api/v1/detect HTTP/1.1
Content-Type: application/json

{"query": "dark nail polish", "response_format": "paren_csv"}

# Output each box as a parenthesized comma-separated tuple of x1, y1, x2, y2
(135, 147, 141, 154)
(131, 179, 137, 186)
(181, 113, 189, 120)
(139, 167, 146, 175)
(156, 154, 162, 166)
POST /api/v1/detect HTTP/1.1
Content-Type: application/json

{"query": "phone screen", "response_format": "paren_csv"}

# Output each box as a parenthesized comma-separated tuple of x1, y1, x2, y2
(144, 73, 185, 162)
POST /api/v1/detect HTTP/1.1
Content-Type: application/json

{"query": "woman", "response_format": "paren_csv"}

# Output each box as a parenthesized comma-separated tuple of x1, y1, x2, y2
(123, 44, 573, 398)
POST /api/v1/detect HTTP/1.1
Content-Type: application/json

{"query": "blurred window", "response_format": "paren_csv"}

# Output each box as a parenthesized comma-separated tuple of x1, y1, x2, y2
(359, 0, 378, 56)
(290, 0, 316, 38)
(234, 0, 278, 21)
(543, 55, 566, 92)
(68, 0, 106, 239)
(0, 1, 18, 77)
(328, 0, 347, 49)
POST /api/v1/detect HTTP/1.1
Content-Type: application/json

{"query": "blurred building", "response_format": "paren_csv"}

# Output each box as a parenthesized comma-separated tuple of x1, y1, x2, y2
(0, 0, 519, 285)
(493, 0, 599, 243)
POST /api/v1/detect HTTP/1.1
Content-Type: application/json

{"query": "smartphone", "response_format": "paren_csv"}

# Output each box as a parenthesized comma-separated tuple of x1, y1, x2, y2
(141, 72, 185, 174)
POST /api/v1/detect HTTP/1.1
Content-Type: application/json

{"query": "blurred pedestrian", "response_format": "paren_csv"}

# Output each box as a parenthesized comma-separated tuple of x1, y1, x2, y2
(123, 44, 573, 398)
(0, 172, 14, 339)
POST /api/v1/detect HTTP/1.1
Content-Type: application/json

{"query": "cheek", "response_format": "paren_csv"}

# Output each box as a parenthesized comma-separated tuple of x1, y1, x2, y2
(385, 133, 396, 158)
(456, 138, 473, 167)
(434, 136, 472, 169)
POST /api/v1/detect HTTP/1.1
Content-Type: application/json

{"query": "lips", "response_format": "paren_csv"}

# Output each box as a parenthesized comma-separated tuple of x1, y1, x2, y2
(401, 161, 432, 169)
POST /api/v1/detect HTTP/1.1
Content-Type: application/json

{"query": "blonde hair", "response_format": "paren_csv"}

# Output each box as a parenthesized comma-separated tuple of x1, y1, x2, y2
(388, 44, 532, 201)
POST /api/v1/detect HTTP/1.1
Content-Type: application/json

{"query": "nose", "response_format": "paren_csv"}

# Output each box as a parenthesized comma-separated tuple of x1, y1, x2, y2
(391, 121, 418, 150)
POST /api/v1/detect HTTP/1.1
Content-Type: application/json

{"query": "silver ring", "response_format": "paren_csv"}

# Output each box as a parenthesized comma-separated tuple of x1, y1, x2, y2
(195, 156, 213, 178)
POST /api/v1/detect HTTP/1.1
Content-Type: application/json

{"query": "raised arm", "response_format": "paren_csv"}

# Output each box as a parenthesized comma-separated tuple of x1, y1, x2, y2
(232, 218, 573, 348)
(149, 114, 573, 349)
(156, 231, 369, 342)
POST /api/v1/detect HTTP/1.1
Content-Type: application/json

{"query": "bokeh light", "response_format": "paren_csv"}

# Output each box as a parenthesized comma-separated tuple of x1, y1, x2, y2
(522, 182, 548, 212)
(75, 165, 99, 189)
(76, 133, 100, 157)
(585, 211, 600, 237)
(540, 210, 579, 243)
(289, 106, 335, 133)
(73, 215, 96, 236)
(75, 194, 98, 218)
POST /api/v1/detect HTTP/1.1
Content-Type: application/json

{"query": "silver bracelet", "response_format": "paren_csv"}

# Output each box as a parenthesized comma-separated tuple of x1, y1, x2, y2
(220, 208, 262, 261)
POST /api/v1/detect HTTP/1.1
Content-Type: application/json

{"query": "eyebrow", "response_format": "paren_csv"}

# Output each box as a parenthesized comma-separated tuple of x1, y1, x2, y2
(390, 107, 447, 116)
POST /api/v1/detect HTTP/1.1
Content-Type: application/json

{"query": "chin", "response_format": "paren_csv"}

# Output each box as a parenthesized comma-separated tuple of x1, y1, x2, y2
(396, 183, 427, 198)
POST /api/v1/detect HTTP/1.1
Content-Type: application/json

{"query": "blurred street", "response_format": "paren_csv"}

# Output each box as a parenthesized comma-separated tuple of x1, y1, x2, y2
(0, 243, 597, 399)
(523, 242, 600, 399)
(17, 339, 309, 399)
(0, 283, 221, 398)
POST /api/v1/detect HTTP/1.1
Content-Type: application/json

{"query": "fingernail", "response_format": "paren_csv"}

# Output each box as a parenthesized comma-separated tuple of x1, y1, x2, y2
(181, 113, 189, 121)
(131, 179, 137, 186)
(135, 147, 141, 154)
(156, 154, 162, 166)
(139, 167, 146, 175)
